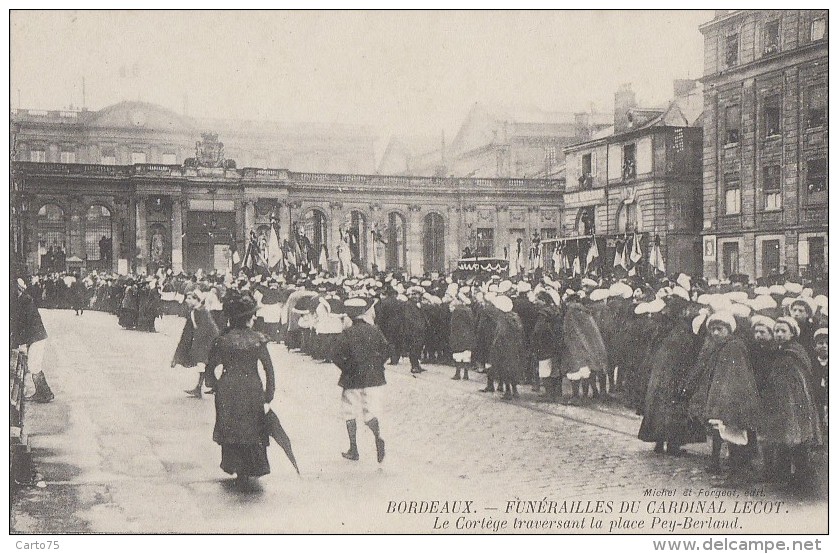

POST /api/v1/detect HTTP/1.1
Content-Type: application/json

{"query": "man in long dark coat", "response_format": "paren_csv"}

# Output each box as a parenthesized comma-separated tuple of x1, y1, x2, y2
(12, 278, 54, 403)
(375, 288, 405, 365)
(402, 289, 427, 374)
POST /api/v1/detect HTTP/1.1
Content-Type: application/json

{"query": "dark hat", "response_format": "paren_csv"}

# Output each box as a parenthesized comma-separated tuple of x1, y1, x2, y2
(222, 289, 259, 320)
(343, 297, 372, 319)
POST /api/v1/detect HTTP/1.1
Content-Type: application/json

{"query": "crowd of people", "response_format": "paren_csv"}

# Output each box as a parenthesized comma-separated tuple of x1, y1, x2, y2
(17, 264, 828, 493)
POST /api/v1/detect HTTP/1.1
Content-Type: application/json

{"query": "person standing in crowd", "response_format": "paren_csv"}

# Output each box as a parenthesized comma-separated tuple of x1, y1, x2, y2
(70, 273, 87, 316)
(403, 287, 427, 374)
(812, 328, 828, 434)
(531, 290, 563, 402)
(119, 278, 139, 329)
(748, 315, 777, 394)
(12, 278, 54, 403)
(173, 290, 221, 399)
(638, 296, 705, 456)
(375, 286, 406, 365)
(759, 317, 823, 491)
(682, 312, 761, 482)
(449, 288, 475, 381)
(203, 290, 275, 489)
(489, 295, 524, 400)
(789, 297, 818, 364)
(137, 279, 161, 332)
(332, 297, 389, 463)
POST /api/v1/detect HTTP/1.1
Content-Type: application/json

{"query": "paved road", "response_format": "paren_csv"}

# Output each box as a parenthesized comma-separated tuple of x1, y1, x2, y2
(11, 310, 827, 534)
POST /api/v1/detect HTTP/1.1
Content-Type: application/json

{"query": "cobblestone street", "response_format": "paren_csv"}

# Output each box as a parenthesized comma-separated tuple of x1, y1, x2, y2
(11, 310, 827, 534)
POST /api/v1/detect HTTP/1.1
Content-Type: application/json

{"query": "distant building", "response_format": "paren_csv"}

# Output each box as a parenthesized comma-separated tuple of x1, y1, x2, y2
(561, 81, 704, 275)
(11, 101, 377, 173)
(378, 102, 611, 178)
(699, 9, 828, 282)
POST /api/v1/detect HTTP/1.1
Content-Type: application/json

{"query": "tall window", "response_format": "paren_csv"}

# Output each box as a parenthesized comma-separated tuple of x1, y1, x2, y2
(807, 85, 826, 128)
(724, 173, 741, 215)
(764, 95, 781, 137)
(60, 149, 75, 163)
(580, 153, 593, 188)
(725, 105, 741, 144)
(725, 33, 739, 66)
(475, 227, 494, 258)
(806, 158, 827, 197)
(761, 240, 781, 278)
(423, 213, 446, 272)
(763, 165, 782, 211)
(764, 20, 780, 54)
(84, 205, 113, 269)
(385, 212, 406, 270)
(811, 17, 826, 41)
(722, 242, 739, 278)
(617, 202, 639, 233)
(30, 149, 46, 162)
(808, 237, 826, 277)
(622, 144, 636, 180)
(131, 151, 147, 164)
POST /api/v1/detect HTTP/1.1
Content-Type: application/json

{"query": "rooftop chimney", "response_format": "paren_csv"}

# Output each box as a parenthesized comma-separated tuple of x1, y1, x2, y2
(614, 83, 637, 133)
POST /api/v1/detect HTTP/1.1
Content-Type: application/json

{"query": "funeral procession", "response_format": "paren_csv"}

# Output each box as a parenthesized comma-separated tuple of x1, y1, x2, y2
(8, 10, 829, 535)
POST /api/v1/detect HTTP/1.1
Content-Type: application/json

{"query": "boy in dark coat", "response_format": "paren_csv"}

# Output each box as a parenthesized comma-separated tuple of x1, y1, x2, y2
(332, 297, 390, 462)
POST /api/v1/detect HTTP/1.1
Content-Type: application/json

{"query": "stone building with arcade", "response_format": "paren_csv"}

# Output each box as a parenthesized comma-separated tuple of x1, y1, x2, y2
(11, 154, 562, 277)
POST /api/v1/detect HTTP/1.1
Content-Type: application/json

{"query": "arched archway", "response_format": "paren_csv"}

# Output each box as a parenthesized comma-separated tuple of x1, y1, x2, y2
(85, 204, 113, 270)
(386, 212, 406, 270)
(37, 203, 67, 272)
(302, 208, 328, 266)
(423, 212, 445, 273)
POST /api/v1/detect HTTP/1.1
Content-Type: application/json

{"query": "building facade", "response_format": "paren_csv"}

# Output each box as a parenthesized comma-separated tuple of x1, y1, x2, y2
(699, 9, 828, 282)
(378, 103, 611, 178)
(11, 101, 377, 174)
(561, 82, 704, 275)
(12, 159, 562, 277)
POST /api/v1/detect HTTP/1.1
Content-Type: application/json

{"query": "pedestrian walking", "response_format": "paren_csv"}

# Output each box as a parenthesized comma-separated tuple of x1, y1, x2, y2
(332, 297, 389, 462)
(204, 290, 276, 488)
(12, 278, 54, 403)
(172, 289, 221, 398)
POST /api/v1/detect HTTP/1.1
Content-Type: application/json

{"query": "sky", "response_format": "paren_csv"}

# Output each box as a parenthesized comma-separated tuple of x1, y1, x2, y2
(11, 10, 714, 157)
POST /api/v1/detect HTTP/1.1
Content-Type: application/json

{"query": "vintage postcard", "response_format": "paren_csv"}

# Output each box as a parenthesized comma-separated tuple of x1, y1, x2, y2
(8, 9, 828, 539)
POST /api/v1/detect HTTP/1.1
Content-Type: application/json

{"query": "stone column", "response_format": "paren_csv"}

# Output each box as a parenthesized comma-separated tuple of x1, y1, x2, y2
(447, 206, 461, 272)
(62, 196, 84, 266)
(329, 201, 344, 261)
(496, 206, 509, 260)
(243, 200, 256, 236)
(369, 203, 383, 272)
(407, 204, 423, 275)
(171, 196, 183, 273)
(136, 195, 147, 274)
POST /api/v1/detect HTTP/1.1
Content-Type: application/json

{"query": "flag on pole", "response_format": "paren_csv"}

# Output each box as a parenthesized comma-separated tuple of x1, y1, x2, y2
(508, 246, 519, 277)
(629, 233, 643, 264)
(572, 255, 581, 276)
(318, 244, 328, 270)
(586, 238, 599, 271)
(552, 246, 563, 273)
(649, 237, 666, 274)
(267, 223, 282, 269)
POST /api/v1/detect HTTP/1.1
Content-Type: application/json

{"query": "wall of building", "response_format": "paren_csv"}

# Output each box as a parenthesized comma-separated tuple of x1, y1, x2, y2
(701, 9, 828, 281)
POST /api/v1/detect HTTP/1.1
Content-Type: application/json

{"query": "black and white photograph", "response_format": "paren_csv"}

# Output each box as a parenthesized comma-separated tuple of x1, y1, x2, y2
(8, 8, 829, 539)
